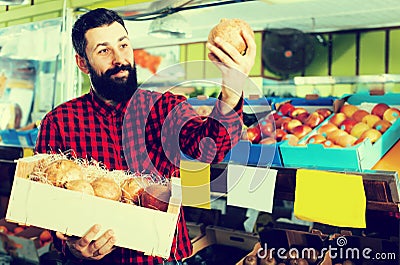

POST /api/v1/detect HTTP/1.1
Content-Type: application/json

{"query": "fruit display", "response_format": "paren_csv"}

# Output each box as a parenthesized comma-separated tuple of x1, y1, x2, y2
(279, 95, 400, 171)
(0, 221, 52, 248)
(28, 154, 171, 212)
(302, 102, 399, 148)
(241, 101, 331, 145)
(0, 223, 28, 236)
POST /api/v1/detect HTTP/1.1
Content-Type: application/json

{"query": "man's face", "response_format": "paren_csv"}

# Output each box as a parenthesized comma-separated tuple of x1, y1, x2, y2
(82, 22, 137, 102)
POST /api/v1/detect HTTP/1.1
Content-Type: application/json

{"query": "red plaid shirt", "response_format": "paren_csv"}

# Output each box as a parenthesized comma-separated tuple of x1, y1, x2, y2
(35, 89, 243, 265)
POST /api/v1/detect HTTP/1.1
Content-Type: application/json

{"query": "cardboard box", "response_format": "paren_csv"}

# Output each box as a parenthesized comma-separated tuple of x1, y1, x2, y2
(223, 140, 283, 167)
(237, 241, 333, 265)
(255, 228, 329, 265)
(225, 96, 336, 167)
(0, 235, 39, 265)
(0, 220, 40, 265)
(185, 97, 283, 166)
(6, 155, 182, 259)
(185, 225, 259, 263)
(186, 221, 205, 242)
(0, 129, 38, 147)
(279, 94, 400, 171)
(0, 218, 43, 249)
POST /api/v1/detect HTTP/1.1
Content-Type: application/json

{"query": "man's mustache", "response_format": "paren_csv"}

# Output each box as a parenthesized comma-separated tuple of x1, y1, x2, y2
(105, 64, 132, 77)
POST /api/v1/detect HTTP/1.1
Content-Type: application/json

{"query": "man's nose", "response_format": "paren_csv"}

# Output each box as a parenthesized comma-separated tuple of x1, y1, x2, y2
(113, 49, 123, 65)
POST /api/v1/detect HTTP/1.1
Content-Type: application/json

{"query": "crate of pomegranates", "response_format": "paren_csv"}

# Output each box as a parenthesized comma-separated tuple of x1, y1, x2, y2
(279, 93, 400, 171)
(6, 153, 182, 258)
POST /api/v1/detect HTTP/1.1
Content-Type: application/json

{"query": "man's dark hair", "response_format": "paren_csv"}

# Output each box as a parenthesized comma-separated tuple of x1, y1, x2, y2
(72, 8, 128, 58)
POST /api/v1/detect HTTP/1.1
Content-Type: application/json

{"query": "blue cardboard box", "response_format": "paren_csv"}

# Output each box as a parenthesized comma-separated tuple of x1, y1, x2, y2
(222, 140, 282, 167)
(226, 97, 336, 167)
(0, 128, 38, 147)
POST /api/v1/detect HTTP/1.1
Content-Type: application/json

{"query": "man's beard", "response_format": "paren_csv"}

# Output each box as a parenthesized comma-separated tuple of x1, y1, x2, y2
(88, 63, 138, 103)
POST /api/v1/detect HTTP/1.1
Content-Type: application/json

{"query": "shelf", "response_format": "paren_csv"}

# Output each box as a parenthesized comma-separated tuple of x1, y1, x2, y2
(210, 163, 400, 212)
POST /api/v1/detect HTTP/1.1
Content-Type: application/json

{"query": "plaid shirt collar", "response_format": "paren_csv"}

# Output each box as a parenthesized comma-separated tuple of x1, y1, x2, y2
(90, 88, 129, 117)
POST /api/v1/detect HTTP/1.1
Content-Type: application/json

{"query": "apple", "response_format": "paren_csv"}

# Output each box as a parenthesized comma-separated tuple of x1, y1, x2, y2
(246, 126, 261, 143)
(322, 140, 334, 148)
(290, 107, 308, 118)
(291, 125, 312, 139)
(306, 134, 326, 144)
(278, 102, 295, 116)
(284, 119, 302, 133)
(383, 107, 400, 123)
(335, 134, 357, 147)
(317, 123, 338, 137)
(371, 103, 390, 118)
(272, 112, 282, 120)
(282, 134, 299, 146)
(39, 230, 52, 243)
(275, 128, 287, 142)
(315, 108, 332, 119)
(373, 119, 392, 133)
(350, 122, 370, 138)
(329, 113, 347, 126)
(304, 112, 324, 128)
(326, 129, 348, 142)
(361, 114, 381, 128)
(259, 137, 277, 145)
(340, 104, 359, 118)
(339, 118, 358, 133)
(275, 116, 291, 129)
(354, 128, 382, 145)
(322, 140, 341, 148)
(13, 226, 25, 234)
(351, 109, 369, 122)
(259, 119, 275, 137)
(0, 225, 8, 234)
(296, 112, 310, 124)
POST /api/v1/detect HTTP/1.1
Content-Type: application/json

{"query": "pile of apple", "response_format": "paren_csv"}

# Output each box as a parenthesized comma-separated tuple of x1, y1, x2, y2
(0, 223, 52, 247)
(241, 101, 332, 145)
(0, 224, 28, 235)
(306, 102, 399, 148)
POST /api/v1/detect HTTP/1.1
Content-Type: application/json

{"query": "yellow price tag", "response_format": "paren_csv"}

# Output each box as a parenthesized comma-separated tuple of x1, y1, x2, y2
(294, 169, 366, 228)
(180, 160, 210, 209)
(23, 148, 34, 158)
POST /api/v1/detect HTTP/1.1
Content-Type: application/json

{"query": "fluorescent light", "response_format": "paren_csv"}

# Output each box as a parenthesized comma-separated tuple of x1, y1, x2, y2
(0, 0, 29, 5)
(148, 13, 192, 39)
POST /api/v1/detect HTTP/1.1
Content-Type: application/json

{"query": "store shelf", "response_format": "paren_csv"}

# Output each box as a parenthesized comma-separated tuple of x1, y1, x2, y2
(210, 163, 400, 213)
(0, 144, 25, 163)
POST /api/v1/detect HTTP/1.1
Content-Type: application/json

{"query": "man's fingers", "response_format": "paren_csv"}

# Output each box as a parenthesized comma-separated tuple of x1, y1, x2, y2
(78, 224, 101, 248)
(89, 229, 114, 254)
(242, 30, 256, 59)
(55, 232, 69, 241)
(206, 41, 234, 67)
(96, 235, 116, 256)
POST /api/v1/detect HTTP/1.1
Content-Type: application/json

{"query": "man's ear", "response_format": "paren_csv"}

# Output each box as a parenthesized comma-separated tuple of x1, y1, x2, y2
(75, 54, 89, 74)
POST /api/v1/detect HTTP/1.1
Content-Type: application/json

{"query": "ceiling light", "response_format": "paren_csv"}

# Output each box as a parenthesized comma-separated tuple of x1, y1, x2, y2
(0, 0, 29, 5)
(148, 13, 192, 39)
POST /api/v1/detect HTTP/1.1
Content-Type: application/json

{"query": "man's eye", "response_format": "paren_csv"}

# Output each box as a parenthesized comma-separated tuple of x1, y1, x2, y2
(99, 48, 108, 54)
(121, 44, 128, 48)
